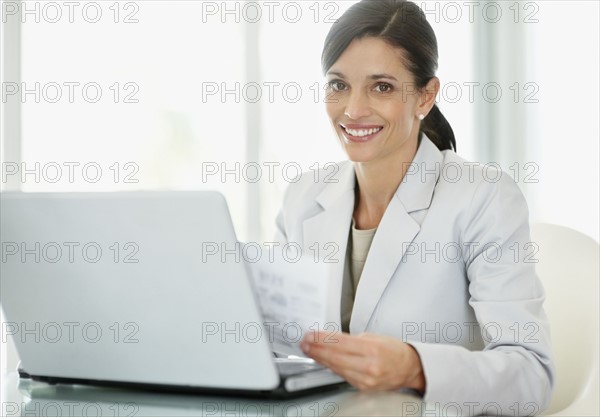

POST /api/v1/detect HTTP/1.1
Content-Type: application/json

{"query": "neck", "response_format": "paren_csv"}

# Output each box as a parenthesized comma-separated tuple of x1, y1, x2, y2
(352, 137, 419, 229)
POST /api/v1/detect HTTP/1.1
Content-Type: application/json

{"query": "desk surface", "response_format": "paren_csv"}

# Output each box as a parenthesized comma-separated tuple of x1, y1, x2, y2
(1, 372, 432, 417)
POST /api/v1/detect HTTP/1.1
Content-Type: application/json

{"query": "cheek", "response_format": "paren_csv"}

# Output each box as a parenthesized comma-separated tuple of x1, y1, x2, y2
(325, 101, 343, 125)
(385, 102, 414, 129)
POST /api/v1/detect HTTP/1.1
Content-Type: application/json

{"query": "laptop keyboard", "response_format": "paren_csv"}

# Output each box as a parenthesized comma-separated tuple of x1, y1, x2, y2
(275, 360, 325, 377)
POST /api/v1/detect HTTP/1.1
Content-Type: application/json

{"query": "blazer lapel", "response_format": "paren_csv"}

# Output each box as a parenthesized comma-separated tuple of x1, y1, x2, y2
(302, 161, 356, 328)
(350, 135, 444, 333)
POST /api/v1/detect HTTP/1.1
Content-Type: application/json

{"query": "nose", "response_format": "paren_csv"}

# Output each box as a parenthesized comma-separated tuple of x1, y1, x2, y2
(343, 90, 371, 120)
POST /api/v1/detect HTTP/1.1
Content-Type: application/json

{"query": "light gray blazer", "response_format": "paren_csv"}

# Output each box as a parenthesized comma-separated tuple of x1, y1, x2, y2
(274, 134, 554, 415)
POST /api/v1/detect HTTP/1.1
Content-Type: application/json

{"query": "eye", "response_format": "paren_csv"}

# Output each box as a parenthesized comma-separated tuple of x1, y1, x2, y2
(374, 82, 393, 93)
(327, 80, 347, 92)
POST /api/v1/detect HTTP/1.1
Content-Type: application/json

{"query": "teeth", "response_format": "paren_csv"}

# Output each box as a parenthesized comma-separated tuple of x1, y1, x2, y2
(344, 127, 382, 137)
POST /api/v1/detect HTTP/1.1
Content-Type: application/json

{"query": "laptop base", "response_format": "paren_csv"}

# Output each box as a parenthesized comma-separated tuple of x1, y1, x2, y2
(18, 368, 349, 399)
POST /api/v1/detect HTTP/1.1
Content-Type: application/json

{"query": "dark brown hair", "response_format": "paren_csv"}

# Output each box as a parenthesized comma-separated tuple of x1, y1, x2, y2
(321, 0, 456, 151)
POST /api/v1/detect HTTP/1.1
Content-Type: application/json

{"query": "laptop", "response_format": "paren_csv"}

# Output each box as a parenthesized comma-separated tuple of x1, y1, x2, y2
(0, 191, 347, 397)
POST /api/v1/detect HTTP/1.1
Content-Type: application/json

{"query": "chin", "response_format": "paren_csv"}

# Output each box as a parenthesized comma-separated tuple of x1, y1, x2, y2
(342, 148, 379, 163)
(337, 137, 380, 163)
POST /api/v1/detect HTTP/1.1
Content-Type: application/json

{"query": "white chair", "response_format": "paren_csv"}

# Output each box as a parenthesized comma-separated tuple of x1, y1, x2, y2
(531, 223, 599, 416)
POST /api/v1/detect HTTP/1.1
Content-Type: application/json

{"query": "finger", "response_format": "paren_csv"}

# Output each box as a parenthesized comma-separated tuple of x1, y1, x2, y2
(308, 346, 370, 373)
(305, 353, 373, 390)
(303, 330, 344, 344)
(305, 331, 377, 357)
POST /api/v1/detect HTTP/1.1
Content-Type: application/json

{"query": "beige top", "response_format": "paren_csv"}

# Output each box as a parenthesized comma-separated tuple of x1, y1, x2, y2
(341, 218, 377, 332)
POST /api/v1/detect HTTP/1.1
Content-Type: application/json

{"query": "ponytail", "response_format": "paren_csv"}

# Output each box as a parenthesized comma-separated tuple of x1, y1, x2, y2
(421, 104, 456, 152)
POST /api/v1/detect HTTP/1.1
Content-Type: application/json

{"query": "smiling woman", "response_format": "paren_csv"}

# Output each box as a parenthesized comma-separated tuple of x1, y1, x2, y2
(274, 0, 555, 415)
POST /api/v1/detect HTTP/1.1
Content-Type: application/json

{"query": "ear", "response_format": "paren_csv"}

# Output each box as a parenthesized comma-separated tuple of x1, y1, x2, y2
(418, 76, 440, 116)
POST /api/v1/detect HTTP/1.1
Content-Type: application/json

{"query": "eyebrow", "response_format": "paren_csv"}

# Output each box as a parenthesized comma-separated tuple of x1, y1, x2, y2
(326, 71, 399, 82)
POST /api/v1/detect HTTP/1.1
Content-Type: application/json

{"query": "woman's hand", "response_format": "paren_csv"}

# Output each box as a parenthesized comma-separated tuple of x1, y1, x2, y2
(300, 331, 426, 393)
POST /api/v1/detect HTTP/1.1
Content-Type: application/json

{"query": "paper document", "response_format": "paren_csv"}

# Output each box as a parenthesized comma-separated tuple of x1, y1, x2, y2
(247, 249, 333, 356)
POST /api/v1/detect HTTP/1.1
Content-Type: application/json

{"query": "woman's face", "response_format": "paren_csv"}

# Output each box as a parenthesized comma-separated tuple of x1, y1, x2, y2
(325, 37, 430, 163)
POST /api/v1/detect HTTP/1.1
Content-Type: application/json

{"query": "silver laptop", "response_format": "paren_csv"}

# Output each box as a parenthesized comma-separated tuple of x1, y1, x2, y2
(0, 191, 346, 396)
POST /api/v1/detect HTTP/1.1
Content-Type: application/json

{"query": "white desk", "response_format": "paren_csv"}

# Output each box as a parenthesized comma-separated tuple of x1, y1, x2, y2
(1, 371, 434, 417)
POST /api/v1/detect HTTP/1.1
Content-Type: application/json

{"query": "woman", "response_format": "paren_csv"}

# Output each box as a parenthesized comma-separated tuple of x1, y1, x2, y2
(274, 0, 554, 414)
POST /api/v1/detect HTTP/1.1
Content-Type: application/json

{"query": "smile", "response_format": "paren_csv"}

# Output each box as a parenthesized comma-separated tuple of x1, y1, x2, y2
(340, 125, 383, 142)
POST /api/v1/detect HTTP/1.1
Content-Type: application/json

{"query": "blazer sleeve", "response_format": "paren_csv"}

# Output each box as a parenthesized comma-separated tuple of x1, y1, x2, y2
(408, 171, 555, 416)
